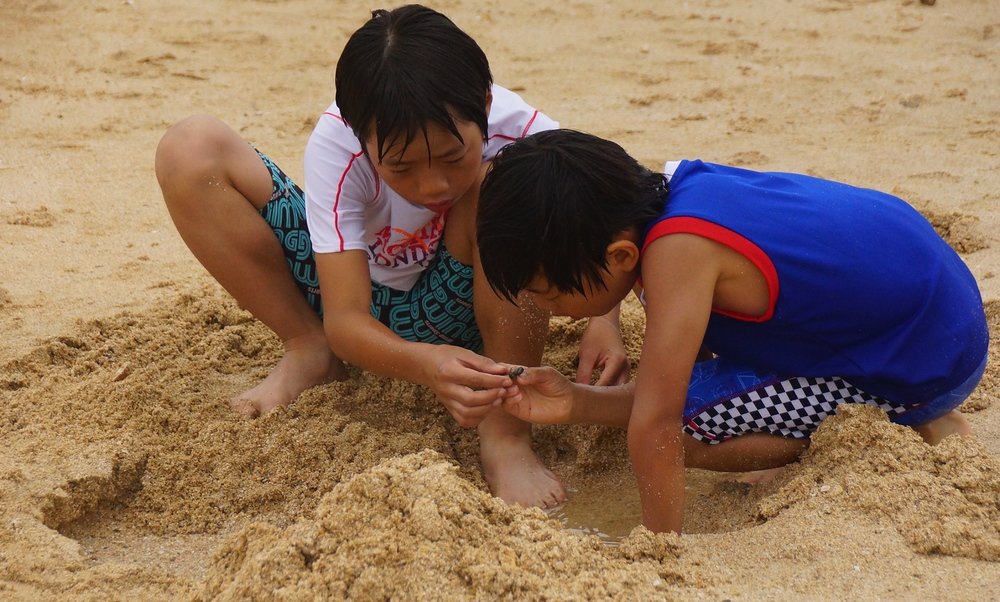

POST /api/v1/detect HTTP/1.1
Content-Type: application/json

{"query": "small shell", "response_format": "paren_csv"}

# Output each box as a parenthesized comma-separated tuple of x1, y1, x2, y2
(508, 366, 525, 379)
(112, 363, 131, 382)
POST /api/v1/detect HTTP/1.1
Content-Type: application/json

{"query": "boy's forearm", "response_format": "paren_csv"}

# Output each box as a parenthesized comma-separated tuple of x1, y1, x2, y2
(325, 312, 435, 385)
(628, 424, 685, 533)
(316, 250, 440, 383)
(569, 381, 635, 427)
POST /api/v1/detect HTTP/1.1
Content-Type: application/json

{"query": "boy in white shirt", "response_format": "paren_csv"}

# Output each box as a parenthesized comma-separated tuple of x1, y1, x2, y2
(154, 5, 627, 508)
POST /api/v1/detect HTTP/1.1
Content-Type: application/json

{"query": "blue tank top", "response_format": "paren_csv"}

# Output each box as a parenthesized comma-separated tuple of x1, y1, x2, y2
(641, 160, 988, 404)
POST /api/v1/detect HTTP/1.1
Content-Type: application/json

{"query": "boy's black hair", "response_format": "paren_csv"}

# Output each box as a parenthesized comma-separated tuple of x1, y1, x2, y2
(335, 5, 493, 162)
(478, 129, 668, 302)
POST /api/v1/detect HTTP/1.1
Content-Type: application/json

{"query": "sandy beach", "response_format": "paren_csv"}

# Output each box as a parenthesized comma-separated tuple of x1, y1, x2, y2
(1, 0, 998, 599)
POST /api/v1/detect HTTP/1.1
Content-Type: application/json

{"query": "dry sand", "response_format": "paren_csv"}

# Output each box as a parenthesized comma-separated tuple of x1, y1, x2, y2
(1, 0, 999, 600)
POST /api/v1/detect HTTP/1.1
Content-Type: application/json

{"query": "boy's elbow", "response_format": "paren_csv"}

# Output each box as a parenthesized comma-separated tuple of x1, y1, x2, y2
(322, 313, 354, 356)
(626, 414, 682, 459)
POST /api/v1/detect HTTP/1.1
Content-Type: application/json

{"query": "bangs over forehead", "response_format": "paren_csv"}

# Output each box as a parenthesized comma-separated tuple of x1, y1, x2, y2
(335, 5, 493, 162)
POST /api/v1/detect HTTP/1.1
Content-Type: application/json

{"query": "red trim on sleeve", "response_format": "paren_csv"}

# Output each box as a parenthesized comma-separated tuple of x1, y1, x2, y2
(642, 217, 779, 322)
(487, 110, 542, 145)
(332, 150, 364, 252)
(519, 110, 539, 138)
(323, 112, 348, 126)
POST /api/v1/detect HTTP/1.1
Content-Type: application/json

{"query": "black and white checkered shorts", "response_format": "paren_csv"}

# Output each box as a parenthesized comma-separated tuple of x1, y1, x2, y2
(683, 376, 907, 444)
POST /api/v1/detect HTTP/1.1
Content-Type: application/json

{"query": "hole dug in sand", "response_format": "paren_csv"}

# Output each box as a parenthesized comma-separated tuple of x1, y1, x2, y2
(40, 446, 148, 534)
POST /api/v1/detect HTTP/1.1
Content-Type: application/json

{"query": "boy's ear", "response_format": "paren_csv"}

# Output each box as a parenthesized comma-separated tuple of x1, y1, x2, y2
(606, 239, 640, 273)
(484, 88, 493, 118)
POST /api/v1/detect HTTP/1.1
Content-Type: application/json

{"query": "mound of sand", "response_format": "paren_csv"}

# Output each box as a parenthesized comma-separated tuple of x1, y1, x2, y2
(761, 404, 1000, 561)
(197, 450, 695, 601)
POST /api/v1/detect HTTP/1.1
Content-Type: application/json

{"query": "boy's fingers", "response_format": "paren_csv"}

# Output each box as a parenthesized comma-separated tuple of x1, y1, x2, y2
(593, 368, 616, 386)
(592, 356, 629, 386)
(447, 397, 503, 428)
(501, 397, 529, 421)
(575, 355, 596, 384)
(453, 386, 505, 407)
(458, 353, 513, 376)
(459, 371, 510, 392)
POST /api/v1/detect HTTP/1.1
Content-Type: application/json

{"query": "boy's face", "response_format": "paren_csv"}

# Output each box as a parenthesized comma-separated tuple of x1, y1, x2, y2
(366, 116, 485, 213)
(523, 270, 636, 320)
(519, 237, 641, 319)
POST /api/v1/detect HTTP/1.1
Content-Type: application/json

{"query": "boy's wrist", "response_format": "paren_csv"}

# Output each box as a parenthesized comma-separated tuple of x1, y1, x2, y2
(565, 382, 585, 423)
(588, 313, 620, 330)
(412, 342, 448, 388)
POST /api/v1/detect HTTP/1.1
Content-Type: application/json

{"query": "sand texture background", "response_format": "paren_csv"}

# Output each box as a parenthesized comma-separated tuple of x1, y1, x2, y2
(1, 0, 999, 599)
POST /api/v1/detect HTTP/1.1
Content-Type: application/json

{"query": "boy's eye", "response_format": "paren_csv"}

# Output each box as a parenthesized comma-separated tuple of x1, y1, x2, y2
(531, 289, 559, 302)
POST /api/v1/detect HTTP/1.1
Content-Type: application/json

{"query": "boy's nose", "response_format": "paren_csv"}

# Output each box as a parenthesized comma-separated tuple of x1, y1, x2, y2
(419, 171, 450, 198)
(531, 295, 554, 311)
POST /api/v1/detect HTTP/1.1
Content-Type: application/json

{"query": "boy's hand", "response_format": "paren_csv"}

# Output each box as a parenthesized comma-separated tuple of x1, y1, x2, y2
(501, 366, 575, 424)
(577, 315, 629, 385)
(423, 346, 511, 428)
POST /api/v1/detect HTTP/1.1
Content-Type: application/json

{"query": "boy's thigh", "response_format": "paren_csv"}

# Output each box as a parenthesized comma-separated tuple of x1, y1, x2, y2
(255, 149, 322, 313)
(370, 243, 483, 352)
(682, 358, 906, 444)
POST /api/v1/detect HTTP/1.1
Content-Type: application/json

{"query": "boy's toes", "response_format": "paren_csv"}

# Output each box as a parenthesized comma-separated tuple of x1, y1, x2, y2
(737, 466, 785, 485)
(230, 396, 261, 418)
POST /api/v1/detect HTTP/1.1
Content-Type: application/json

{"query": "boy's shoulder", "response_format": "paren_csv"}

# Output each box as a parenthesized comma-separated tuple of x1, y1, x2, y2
(484, 85, 558, 153)
(308, 105, 363, 155)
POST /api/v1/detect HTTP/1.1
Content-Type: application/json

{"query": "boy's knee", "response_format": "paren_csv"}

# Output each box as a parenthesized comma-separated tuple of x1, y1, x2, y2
(154, 114, 234, 187)
(683, 436, 711, 467)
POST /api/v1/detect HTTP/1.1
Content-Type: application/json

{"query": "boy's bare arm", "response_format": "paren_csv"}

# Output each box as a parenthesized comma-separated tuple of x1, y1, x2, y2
(628, 234, 720, 534)
(316, 250, 511, 426)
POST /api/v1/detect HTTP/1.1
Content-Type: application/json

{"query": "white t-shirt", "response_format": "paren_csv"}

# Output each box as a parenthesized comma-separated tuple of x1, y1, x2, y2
(304, 84, 557, 291)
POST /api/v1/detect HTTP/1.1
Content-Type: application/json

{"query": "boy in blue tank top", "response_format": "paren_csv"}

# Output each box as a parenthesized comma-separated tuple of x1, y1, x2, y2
(476, 129, 989, 534)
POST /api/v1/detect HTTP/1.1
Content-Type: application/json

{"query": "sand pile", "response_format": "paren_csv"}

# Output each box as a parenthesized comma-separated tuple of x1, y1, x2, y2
(760, 404, 1000, 561)
(0, 288, 460, 536)
(197, 450, 702, 601)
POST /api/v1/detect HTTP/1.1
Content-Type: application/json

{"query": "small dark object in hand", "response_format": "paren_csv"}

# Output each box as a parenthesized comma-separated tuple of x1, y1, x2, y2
(508, 366, 525, 379)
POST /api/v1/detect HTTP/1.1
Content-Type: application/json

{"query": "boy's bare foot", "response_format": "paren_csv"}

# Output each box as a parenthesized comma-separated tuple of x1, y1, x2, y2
(913, 410, 973, 445)
(737, 466, 786, 485)
(230, 333, 348, 418)
(478, 413, 567, 509)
